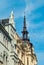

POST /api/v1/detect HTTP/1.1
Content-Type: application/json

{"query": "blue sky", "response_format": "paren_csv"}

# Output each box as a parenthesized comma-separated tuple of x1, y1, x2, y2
(0, 0, 44, 65)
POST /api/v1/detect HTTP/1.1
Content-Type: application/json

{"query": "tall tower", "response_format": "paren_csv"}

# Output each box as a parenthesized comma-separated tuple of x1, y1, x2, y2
(22, 15, 29, 41)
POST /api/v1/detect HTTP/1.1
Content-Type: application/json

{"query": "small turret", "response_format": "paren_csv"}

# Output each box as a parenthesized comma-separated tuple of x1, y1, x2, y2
(9, 11, 15, 28)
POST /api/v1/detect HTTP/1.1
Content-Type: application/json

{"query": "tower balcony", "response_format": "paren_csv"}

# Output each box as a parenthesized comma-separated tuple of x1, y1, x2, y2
(10, 51, 18, 61)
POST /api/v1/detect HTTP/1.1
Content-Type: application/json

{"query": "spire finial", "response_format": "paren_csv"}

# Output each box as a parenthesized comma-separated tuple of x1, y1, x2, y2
(24, 11, 26, 28)
(24, 11, 26, 18)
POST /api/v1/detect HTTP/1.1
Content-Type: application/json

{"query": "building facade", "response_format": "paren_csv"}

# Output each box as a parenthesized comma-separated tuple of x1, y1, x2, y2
(0, 11, 37, 65)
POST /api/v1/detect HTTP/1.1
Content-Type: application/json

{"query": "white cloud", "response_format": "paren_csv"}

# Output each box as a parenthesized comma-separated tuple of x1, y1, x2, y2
(25, 3, 34, 15)
(25, 0, 44, 15)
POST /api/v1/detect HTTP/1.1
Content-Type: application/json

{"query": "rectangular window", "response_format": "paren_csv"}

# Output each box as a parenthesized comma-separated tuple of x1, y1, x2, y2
(3, 35, 6, 45)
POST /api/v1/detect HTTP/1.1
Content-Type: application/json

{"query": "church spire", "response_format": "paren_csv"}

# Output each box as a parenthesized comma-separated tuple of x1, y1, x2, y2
(24, 15, 26, 28)
(22, 15, 29, 41)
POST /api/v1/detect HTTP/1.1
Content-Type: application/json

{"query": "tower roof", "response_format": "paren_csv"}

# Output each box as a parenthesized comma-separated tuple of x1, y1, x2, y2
(22, 15, 29, 41)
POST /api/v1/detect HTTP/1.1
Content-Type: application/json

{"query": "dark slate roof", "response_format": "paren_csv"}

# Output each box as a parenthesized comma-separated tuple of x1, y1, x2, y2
(0, 18, 16, 32)
(0, 23, 12, 41)
(0, 18, 9, 26)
